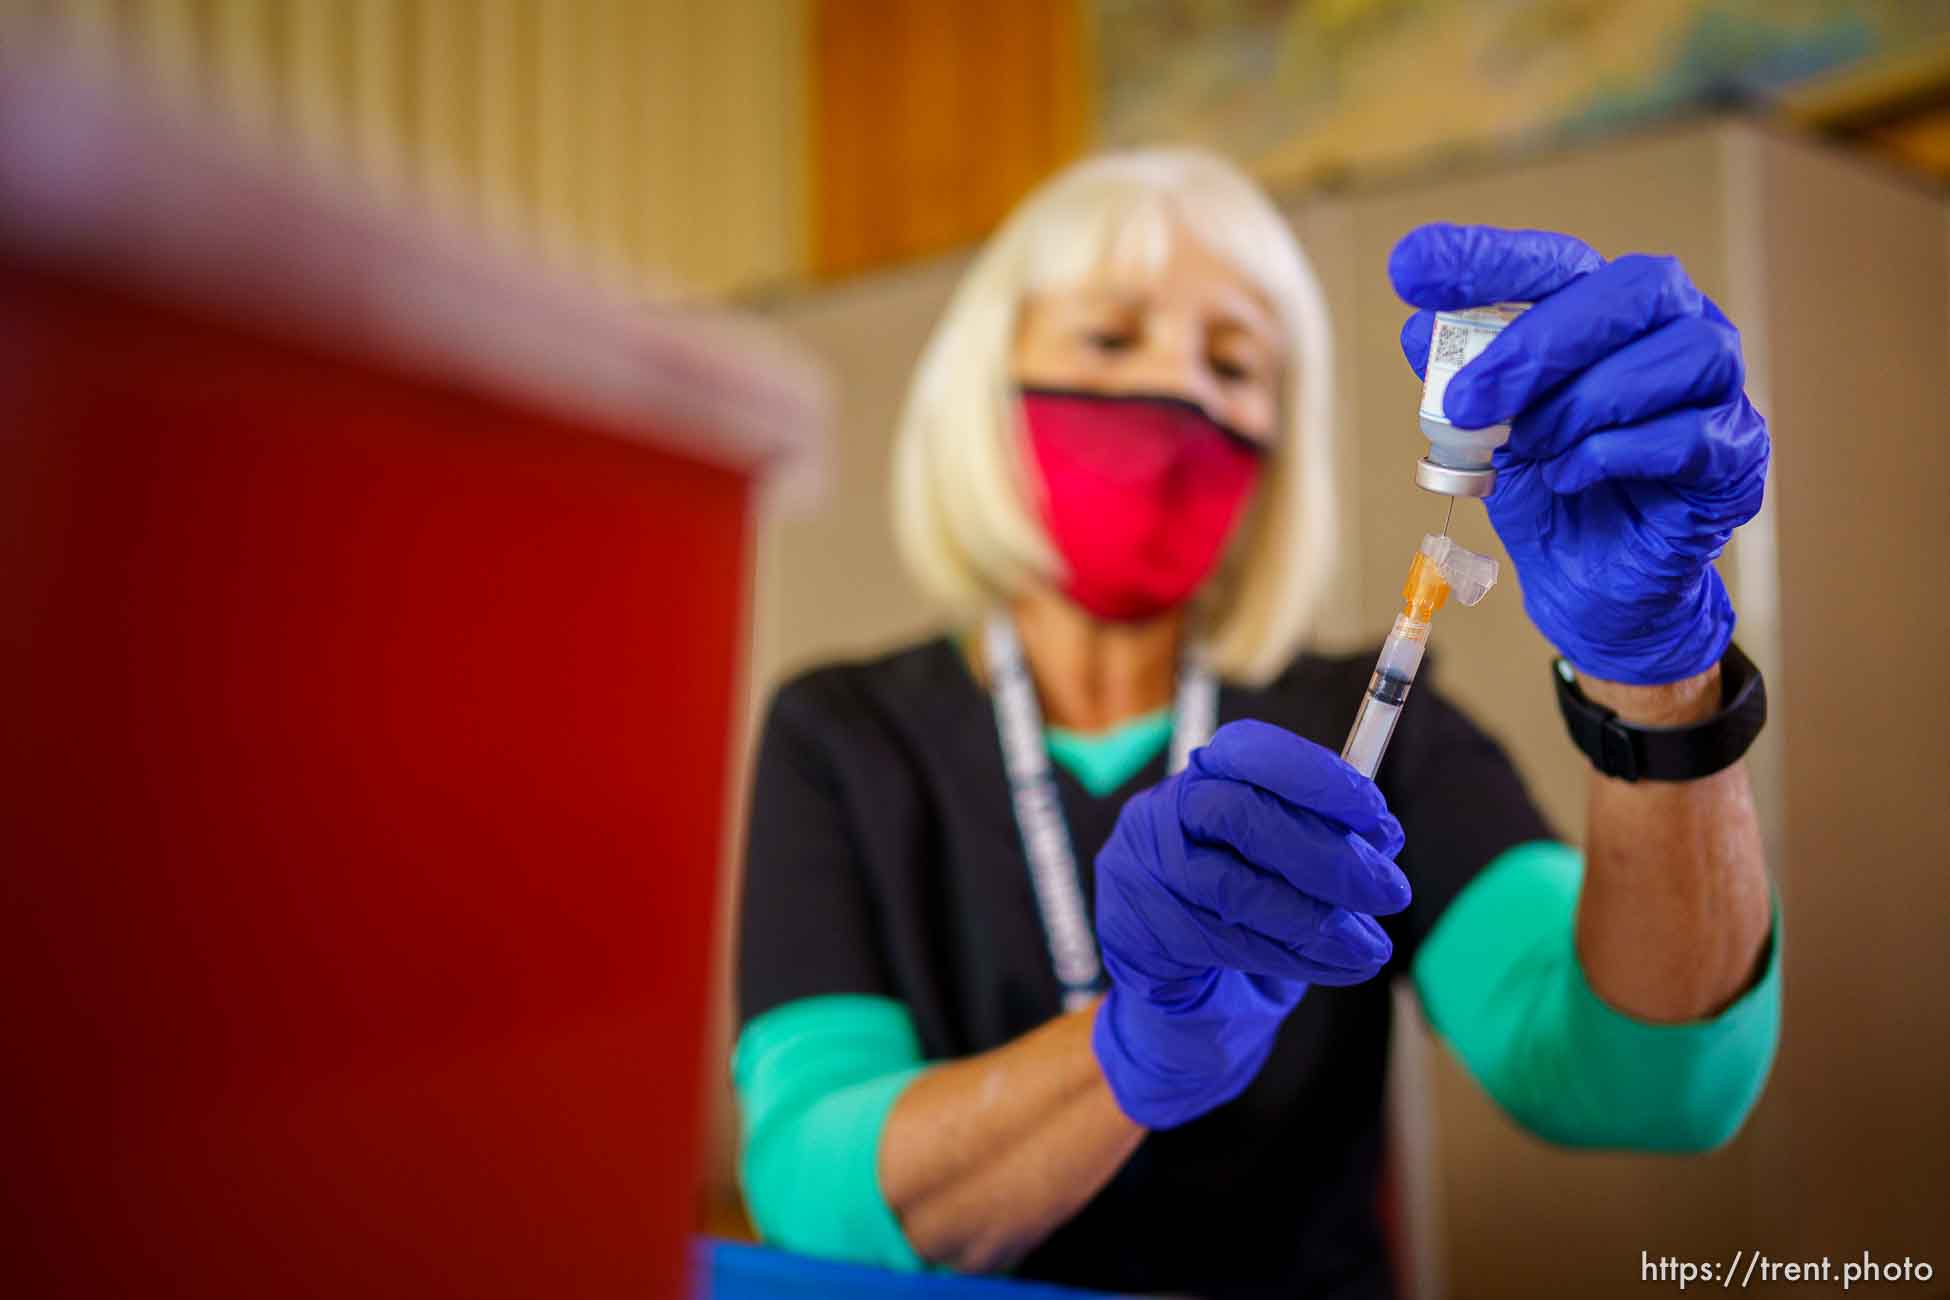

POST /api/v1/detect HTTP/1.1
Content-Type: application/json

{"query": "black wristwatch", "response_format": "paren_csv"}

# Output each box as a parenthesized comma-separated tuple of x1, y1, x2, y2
(1551, 643, 1766, 782)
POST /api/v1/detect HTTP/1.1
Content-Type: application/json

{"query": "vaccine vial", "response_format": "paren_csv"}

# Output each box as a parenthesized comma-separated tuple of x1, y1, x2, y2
(1416, 303, 1530, 497)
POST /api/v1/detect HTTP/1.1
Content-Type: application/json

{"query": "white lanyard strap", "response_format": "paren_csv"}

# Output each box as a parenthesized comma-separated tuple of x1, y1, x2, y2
(984, 613, 1218, 1012)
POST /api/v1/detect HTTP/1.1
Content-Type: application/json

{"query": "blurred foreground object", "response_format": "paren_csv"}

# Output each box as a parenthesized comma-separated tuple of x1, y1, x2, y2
(0, 55, 824, 1300)
(696, 1239, 1115, 1298)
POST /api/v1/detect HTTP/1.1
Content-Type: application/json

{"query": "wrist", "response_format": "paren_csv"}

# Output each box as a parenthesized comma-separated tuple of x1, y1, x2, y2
(1091, 979, 1290, 1130)
(1552, 643, 1766, 783)
(1576, 662, 1721, 726)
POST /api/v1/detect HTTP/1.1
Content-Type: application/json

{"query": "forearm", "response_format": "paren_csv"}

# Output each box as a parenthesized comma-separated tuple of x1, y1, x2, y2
(880, 1002, 1142, 1273)
(1416, 838, 1780, 1151)
(1575, 664, 1772, 1021)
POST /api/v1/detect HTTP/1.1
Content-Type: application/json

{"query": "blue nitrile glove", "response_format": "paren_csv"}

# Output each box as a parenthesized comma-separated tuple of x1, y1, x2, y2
(1393, 224, 1770, 685)
(1091, 720, 1409, 1129)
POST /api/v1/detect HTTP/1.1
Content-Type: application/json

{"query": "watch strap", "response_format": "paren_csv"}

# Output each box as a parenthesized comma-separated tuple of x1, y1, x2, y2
(1552, 643, 1766, 782)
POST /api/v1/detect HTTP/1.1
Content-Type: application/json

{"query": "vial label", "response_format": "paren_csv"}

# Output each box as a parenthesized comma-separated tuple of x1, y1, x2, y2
(1419, 304, 1528, 427)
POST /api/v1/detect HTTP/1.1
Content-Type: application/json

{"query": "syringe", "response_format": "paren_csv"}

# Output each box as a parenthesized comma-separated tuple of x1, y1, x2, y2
(1340, 534, 1498, 780)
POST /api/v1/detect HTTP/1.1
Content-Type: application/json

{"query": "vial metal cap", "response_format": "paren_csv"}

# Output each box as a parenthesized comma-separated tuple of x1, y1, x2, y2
(1415, 458, 1496, 498)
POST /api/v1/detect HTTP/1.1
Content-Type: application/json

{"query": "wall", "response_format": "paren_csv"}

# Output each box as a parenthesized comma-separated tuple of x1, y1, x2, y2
(1751, 126, 1950, 1261)
(9, 0, 1093, 297)
(737, 119, 1950, 1293)
(1096, 0, 1950, 191)
(6, 0, 808, 297)
(811, 0, 1088, 278)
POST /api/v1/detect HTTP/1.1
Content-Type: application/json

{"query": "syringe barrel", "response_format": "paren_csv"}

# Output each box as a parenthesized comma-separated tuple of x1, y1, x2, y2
(1342, 688, 1403, 780)
(1374, 612, 1431, 681)
(1340, 615, 1430, 780)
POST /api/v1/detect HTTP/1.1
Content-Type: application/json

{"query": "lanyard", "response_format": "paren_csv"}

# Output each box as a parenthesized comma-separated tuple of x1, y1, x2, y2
(983, 613, 1218, 1012)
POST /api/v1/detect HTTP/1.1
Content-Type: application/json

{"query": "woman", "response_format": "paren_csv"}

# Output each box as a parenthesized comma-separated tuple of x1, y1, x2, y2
(733, 150, 1778, 1298)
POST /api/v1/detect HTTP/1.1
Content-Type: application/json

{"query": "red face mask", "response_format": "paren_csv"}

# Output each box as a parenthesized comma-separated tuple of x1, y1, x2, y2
(1021, 388, 1266, 622)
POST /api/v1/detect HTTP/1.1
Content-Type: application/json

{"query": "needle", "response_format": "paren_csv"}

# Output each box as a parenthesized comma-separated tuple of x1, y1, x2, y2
(1440, 496, 1456, 538)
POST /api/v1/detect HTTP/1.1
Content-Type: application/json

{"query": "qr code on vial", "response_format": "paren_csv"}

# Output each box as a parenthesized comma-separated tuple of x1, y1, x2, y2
(1432, 324, 1469, 367)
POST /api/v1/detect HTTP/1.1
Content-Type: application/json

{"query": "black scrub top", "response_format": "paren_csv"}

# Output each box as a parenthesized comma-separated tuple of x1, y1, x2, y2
(737, 635, 1551, 1300)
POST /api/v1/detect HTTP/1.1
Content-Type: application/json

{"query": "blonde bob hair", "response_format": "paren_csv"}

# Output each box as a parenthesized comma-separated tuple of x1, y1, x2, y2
(891, 148, 1337, 685)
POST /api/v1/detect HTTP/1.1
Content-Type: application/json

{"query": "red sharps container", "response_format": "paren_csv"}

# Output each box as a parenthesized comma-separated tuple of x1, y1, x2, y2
(0, 61, 825, 1300)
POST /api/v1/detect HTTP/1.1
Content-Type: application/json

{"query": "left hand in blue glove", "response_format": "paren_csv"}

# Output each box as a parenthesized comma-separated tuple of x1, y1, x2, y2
(1391, 224, 1770, 685)
(1092, 720, 1408, 1130)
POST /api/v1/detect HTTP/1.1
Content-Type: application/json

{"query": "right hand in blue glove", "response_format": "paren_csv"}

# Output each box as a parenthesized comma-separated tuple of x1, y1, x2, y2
(1390, 225, 1769, 684)
(1091, 719, 1410, 1130)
